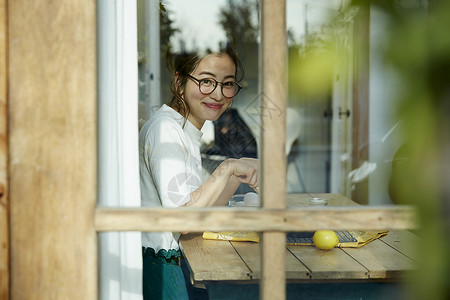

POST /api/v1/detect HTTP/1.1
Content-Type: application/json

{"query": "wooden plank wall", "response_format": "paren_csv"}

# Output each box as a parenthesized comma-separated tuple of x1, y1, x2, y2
(0, 0, 8, 298)
(8, 1, 97, 299)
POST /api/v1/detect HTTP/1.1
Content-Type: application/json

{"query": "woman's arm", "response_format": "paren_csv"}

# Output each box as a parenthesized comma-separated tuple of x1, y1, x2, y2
(212, 174, 241, 207)
(183, 158, 258, 207)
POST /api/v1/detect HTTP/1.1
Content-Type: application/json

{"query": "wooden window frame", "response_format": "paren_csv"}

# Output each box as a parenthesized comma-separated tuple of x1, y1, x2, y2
(2, 0, 416, 299)
(0, 0, 8, 298)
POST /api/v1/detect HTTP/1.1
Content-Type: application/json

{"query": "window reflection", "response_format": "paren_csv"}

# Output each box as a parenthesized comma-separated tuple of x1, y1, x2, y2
(137, 0, 407, 205)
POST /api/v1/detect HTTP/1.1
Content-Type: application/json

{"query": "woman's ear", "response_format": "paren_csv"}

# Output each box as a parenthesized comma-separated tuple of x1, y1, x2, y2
(174, 72, 185, 99)
(174, 72, 182, 89)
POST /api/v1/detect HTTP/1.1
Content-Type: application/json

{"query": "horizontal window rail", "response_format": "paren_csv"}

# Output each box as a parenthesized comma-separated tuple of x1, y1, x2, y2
(94, 205, 417, 232)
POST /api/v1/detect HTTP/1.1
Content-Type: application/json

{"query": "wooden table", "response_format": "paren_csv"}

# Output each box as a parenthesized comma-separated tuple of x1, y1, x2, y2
(179, 194, 418, 286)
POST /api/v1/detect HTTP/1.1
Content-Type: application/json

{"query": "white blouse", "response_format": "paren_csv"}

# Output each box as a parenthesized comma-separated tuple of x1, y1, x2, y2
(139, 104, 203, 252)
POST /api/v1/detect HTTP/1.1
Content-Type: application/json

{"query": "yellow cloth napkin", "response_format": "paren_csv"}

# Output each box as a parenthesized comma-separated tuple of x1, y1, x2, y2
(338, 230, 388, 248)
(202, 231, 260, 243)
(202, 230, 389, 248)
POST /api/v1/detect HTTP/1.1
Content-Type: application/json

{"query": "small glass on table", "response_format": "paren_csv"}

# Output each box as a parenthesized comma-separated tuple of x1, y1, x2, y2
(306, 197, 328, 207)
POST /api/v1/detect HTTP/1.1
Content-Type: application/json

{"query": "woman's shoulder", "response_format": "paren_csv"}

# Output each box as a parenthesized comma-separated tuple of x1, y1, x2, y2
(155, 104, 185, 124)
(140, 105, 185, 140)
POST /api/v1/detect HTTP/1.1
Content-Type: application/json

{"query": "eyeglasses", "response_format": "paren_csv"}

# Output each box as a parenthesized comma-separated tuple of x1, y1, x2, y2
(187, 75, 242, 98)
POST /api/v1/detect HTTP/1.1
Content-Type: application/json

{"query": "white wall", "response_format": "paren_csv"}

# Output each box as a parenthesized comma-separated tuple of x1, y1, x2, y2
(368, 6, 405, 205)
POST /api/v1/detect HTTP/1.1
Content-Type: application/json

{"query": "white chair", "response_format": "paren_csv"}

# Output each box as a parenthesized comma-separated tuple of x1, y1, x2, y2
(239, 106, 303, 156)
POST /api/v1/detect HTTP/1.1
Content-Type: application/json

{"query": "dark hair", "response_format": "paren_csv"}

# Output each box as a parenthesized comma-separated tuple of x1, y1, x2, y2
(166, 45, 244, 119)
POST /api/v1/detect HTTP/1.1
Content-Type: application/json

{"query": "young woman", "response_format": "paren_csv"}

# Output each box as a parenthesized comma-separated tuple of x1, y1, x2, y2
(139, 47, 258, 299)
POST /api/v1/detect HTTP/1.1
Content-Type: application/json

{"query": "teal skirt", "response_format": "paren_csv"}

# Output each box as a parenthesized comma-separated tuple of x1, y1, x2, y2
(142, 247, 189, 300)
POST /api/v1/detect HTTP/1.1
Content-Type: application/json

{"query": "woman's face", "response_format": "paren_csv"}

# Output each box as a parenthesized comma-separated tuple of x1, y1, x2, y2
(182, 54, 236, 129)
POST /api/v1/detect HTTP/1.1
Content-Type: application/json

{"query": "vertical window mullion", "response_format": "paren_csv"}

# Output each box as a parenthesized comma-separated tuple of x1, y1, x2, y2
(259, 0, 287, 299)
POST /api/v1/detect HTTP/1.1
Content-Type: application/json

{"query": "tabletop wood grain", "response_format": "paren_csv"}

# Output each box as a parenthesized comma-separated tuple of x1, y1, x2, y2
(180, 194, 417, 284)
